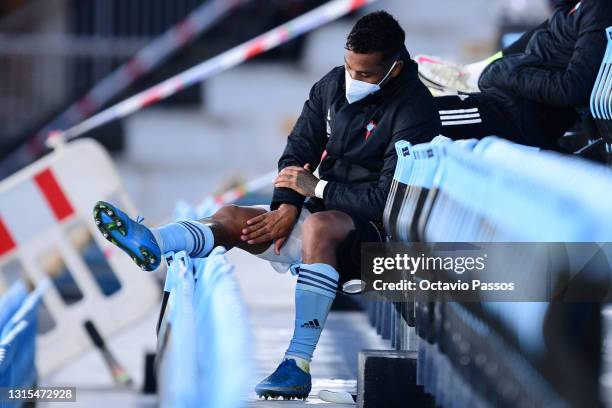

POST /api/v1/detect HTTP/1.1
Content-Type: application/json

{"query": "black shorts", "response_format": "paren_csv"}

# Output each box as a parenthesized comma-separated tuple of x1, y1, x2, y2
(336, 217, 385, 285)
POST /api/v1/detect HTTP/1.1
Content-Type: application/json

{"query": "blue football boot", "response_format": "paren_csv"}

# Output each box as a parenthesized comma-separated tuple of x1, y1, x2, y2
(93, 201, 161, 271)
(255, 358, 311, 400)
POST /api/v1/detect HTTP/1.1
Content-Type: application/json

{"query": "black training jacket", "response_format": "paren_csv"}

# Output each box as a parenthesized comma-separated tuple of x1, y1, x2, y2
(271, 48, 441, 222)
(480, 0, 612, 109)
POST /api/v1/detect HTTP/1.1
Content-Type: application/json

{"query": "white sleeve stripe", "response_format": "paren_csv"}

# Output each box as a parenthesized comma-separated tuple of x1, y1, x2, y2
(438, 107, 479, 115)
(440, 113, 481, 120)
(441, 118, 483, 126)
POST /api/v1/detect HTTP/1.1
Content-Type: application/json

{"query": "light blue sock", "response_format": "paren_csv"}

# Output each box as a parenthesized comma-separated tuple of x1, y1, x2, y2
(285, 263, 339, 361)
(151, 221, 214, 258)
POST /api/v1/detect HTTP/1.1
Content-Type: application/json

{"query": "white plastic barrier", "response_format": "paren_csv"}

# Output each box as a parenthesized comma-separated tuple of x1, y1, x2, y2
(0, 139, 159, 376)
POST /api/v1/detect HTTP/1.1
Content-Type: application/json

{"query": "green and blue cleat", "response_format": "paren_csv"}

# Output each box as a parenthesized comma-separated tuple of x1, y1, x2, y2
(255, 358, 311, 401)
(93, 201, 161, 271)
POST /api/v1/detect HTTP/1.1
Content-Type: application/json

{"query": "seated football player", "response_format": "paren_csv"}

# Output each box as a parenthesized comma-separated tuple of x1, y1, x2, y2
(93, 10, 440, 400)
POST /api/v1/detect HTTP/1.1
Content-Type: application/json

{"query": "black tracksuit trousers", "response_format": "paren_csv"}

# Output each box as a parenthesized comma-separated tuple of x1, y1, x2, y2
(433, 93, 580, 151)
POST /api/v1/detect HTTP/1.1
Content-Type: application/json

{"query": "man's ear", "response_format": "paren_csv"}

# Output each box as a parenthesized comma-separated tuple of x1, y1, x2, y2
(390, 60, 404, 78)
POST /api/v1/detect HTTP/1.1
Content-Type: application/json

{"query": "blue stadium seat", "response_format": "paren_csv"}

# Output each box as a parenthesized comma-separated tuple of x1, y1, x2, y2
(383, 136, 452, 242)
(0, 282, 27, 334)
(0, 281, 47, 408)
(156, 248, 251, 408)
(589, 26, 612, 165)
(367, 130, 612, 406)
(0, 320, 32, 389)
(0, 280, 48, 399)
(590, 27, 612, 121)
(474, 136, 612, 240)
(1, 280, 48, 339)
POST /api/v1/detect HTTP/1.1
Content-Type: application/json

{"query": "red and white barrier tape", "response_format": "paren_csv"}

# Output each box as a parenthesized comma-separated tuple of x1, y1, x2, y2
(51, 0, 376, 143)
(45, 0, 242, 140)
(1, 0, 242, 177)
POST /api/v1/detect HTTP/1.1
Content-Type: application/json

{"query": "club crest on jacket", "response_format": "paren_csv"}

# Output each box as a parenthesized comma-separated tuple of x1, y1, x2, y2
(365, 120, 377, 140)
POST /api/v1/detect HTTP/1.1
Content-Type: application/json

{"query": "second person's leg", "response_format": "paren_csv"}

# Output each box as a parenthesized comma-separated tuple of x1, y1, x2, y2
(434, 94, 522, 142)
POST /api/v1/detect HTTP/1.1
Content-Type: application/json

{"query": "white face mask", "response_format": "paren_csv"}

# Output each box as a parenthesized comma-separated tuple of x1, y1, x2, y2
(345, 61, 397, 104)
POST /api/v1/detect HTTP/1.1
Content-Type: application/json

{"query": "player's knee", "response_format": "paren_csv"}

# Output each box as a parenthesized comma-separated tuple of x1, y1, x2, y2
(302, 211, 353, 247)
(211, 204, 252, 233)
(213, 204, 242, 220)
(214, 204, 257, 223)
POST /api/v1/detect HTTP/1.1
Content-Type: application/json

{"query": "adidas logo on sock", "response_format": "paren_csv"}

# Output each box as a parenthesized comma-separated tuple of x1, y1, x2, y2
(301, 319, 321, 329)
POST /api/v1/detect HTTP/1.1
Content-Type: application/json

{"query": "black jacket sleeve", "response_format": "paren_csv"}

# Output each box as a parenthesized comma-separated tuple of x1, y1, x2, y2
(321, 118, 439, 221)
(270, 79, 328, 210)
(502, 20, 548, 56)
(480, 7, 607, 108)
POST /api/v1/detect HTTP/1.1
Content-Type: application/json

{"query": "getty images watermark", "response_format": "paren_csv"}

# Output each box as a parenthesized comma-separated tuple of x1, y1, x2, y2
(371, 251, 515, 292)
(361, 242, 612, 302)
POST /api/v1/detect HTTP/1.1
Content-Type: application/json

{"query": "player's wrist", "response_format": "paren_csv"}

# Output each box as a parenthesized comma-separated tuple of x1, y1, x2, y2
(278, 203, 299, 219)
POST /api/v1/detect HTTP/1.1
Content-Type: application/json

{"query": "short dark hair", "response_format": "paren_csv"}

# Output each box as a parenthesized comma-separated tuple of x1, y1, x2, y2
(346, 11, 405, 62)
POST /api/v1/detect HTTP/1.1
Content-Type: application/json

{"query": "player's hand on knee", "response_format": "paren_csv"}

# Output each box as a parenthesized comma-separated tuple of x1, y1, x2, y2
(241, 204, 298, 246)
(275, 164, 318, 197)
